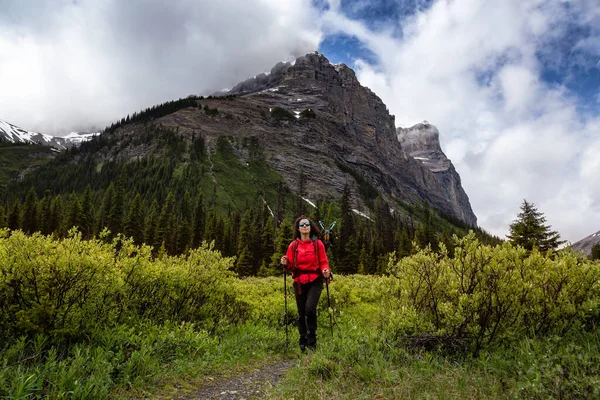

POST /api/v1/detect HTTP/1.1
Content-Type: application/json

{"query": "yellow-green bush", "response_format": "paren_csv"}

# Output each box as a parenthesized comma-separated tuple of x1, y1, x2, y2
(384, 232, 600, 354)
(0, 229, 238, 340)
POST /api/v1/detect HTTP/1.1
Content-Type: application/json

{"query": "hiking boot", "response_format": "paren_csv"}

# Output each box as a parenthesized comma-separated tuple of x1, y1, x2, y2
(307, 330, 317, 350)
(299, 335, 307, 353)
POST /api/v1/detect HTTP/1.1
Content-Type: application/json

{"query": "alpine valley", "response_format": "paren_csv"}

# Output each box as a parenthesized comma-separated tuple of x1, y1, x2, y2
(1, 52, 499, 274)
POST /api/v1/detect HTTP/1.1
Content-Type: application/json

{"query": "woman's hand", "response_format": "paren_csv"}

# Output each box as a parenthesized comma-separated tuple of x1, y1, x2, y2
(322, 268, 330, 279)
(280, 256, 288, 266)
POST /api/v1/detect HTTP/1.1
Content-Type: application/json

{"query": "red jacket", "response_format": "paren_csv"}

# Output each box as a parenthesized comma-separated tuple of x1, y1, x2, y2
(285, 238, 329, 284)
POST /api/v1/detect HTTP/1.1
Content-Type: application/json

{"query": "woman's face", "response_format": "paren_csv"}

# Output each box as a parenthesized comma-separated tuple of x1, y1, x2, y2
(298, 219, 311, 234)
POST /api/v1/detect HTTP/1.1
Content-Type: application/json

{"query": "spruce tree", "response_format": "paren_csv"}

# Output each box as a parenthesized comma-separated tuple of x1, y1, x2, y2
(222, 211, 239, 257)
(236, 245, 253, 276)
(156, 192, 176, 254)
(0, 204, 6, 228)
(81, 185, 95, 239)
(591, 243, 600, 260)
(374, 196, 394, 253)
(236, 209, 254, 275)
(395, 228, 412, 258)
(259, 216, 275, 273)
(50, 195, 65, 237)
(8, 202, 22, 231)
(204, 206, 219, 247)
(176, 191, 193, 253)
(22, 188, 39, 234)
(338, 184, 355, 273)
(192, 192, 206, 247)
(144, 199, 159, 248)
(66, 196, 85, 233)
(507, 200, 565, 252)
(124, 193, 144, 245)
(97, 183, 115, 233)
(271, 218, 294, 269)
(108, 173, 126, 237)
(39, 191, 52, 235)
(177, 220, 193, 254)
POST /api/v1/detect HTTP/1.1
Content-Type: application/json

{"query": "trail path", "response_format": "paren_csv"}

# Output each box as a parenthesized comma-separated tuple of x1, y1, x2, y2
(177, 359, 294, 399)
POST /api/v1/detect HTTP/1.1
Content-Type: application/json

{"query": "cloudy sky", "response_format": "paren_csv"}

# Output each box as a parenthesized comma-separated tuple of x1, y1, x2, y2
(1, 0, 599, 243)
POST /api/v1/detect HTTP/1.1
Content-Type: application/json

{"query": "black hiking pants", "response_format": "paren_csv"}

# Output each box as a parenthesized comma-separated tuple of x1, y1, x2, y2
(293, 278, 323, 351)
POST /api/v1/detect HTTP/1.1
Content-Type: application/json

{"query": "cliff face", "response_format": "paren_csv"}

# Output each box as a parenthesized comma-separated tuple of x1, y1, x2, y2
(571, 230, 600, 257)
(95, 52, 477, 225)
(397, 122, 476, 226)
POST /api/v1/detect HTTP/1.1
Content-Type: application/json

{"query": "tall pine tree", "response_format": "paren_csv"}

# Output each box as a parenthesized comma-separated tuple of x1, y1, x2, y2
(236, 208, 254, 276)
(81, 185, 95, 239)
(192, 192, 206, 247)
(0, 204, 7, 228)
(39, 191, 52, 235)
(22, 188, 39, 234)
(507, 200, 565, 252)
(124, 193, 144, 245)
(144, 199, 159, 248)
(8, 202, 22, 231)
(156, 192, 176, 254)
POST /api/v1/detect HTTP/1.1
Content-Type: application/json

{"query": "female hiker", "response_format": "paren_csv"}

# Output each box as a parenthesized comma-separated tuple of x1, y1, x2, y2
(280, 216, 331, 352)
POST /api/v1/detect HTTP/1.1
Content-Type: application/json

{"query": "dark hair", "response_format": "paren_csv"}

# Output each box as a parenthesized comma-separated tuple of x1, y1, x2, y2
(293, 216, 321, 240)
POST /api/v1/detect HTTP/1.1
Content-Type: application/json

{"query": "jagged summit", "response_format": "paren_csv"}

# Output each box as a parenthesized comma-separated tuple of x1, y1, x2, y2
(0, 120, 54, 145)
(227, 53, 354, 95)
(396, 122, 449, 172)
(396, 122, 474, 225)
(222, 53, 475, 225)
(0, 119, 98, 150)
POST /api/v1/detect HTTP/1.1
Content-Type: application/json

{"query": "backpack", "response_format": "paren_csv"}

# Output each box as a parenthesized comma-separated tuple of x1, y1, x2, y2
(318, 221, 337, 250)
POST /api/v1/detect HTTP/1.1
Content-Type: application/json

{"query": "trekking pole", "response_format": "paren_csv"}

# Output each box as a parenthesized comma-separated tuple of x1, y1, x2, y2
(325, 278, 333, 337)
(283, 267, 289, 350)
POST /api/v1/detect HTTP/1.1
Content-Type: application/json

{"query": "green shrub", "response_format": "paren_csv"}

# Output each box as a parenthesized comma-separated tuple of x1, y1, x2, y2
(383, 232, 600, 354)
(300, 108, 316, 118)
(270, 107, 295, 121)
(0, 229, 239, 340)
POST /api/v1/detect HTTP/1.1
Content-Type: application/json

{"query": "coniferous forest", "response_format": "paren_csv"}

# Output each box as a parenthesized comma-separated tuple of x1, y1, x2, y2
(1, 117, 500, 278)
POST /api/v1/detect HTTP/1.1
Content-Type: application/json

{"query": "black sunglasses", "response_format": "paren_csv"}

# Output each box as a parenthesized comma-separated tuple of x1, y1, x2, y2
(298, 222, 311, 227)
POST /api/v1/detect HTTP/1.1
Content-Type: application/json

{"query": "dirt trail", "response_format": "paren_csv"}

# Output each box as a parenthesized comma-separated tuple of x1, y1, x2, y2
(177, 359, 294, 399)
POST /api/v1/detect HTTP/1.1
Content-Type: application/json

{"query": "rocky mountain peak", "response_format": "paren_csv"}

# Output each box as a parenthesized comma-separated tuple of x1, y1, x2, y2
(397, 122, 449, 172)
(97, 52, 477, 226)
(571, 230, 600, 257)
(396, 122, 475, 226)
(0, 119, 99, 150)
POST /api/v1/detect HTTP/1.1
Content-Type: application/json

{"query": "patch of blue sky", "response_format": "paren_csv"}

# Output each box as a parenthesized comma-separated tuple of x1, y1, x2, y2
(319, 33, 379, 67)
(337, 0, 435, 27)
(536, 19, 600, 113)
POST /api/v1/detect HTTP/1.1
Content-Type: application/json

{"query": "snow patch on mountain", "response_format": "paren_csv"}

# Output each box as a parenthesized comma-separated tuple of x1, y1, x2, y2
(0, 120, 99, 150)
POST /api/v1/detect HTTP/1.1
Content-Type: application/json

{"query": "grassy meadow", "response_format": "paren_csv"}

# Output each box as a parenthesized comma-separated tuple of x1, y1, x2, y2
(1, 229, 599, 399)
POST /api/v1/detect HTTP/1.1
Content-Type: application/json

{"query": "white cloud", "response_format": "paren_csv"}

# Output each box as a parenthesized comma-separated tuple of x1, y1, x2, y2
(323, 0, 600, 242)
(1, 0, 598, 243)
(0, 0, 321, 134)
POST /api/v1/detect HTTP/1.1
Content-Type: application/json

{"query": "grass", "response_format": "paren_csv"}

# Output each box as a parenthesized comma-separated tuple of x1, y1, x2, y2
(0, 322, 287, 399)
(266, 315, 600, 399)
(208, 135, 285, 212)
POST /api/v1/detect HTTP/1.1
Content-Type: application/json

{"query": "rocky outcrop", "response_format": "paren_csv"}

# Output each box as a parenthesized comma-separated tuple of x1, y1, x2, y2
(397, 122, 476, 226)
(571, 230, 600, 257)
(102, 52, 477, 226)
